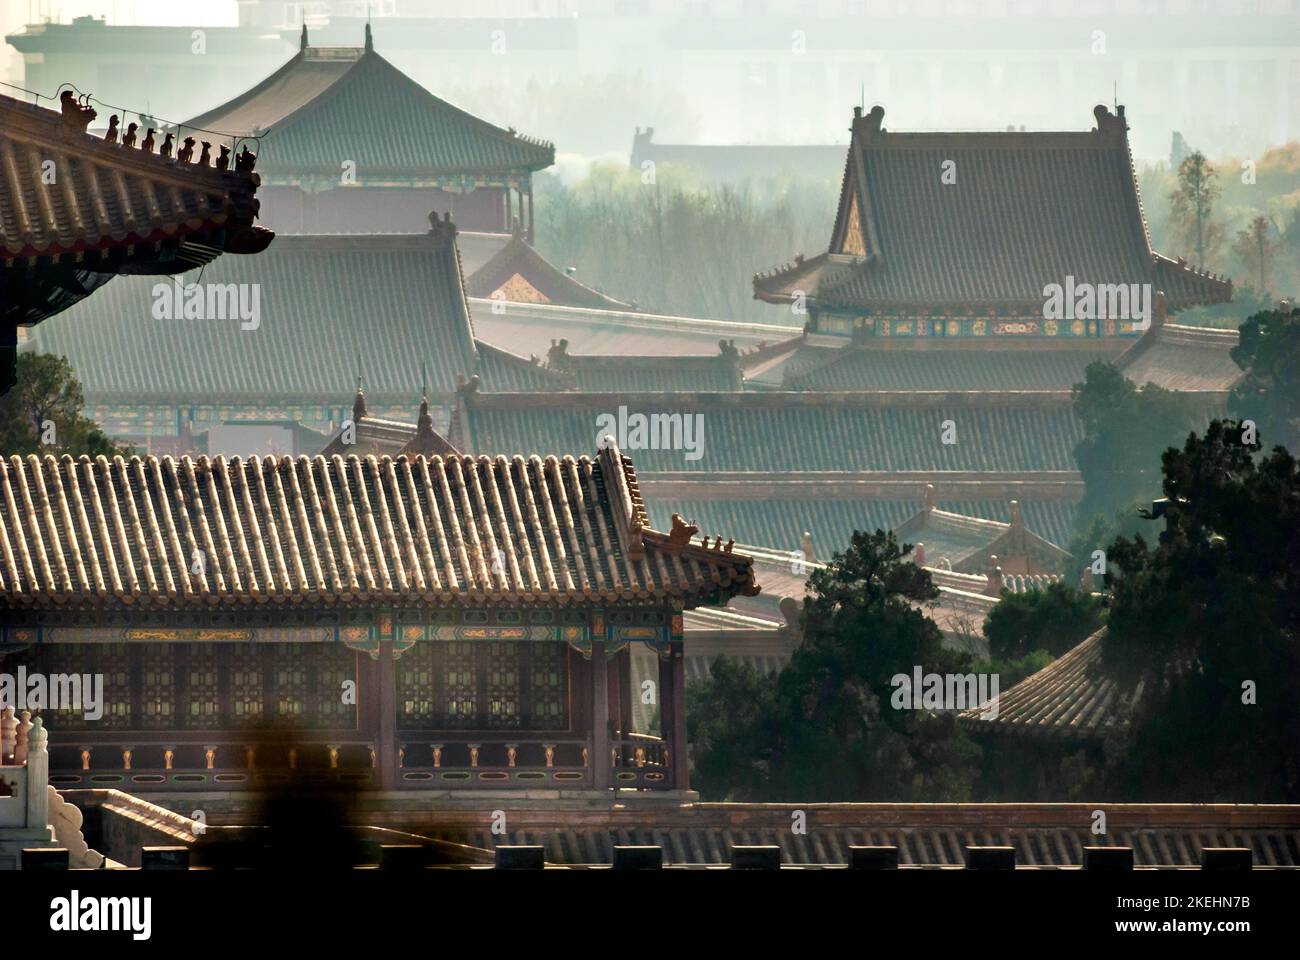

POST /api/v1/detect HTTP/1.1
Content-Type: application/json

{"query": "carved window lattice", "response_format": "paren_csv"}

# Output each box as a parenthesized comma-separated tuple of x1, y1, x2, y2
(313, 644, 356, 729)
(396, 641, 570, 732)
(139, 644, 175, 729)
(442, 642, 478, 729)
(271, 645, 309, 727)
(397, 641, 438, 728)
(100, 643, 133, 729)
(0, 642, 357, 731)
(185, 645, 221, 729)
(228, 645, 264, 728)
(484, 641, 521, 729)
(528, 642, 568, 728)
(19, 643, 92, 731)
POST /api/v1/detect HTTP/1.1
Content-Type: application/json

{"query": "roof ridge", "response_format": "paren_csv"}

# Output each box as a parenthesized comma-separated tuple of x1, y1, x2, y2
(0, 449, 755, 610)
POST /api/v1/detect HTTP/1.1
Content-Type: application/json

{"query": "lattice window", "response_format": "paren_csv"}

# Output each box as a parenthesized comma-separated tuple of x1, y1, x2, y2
(484, 641, 521, 729)
(228, 645, 264, 727)
(99, 643, 133, 729)
(24, 644, 92, 731)
(313, 644, 357, 729)
(139, 645, 175, 729)
(397, 642, 438, 729)
(528, 642, 569, 729)
(185, 645, 221, 729)
(271, 645, 309, 727)
(442, 642, 477, 728)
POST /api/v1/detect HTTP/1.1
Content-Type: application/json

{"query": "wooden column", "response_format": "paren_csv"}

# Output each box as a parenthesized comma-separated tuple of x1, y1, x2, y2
(618, 647, 634, 737)
(505, 186, 514, 231)
(607, 649, 622, 739)
(377, 637, 398, 790)
(669, 640, 688, 791)
(525, 180, 535, 244)
(657, 652, 674, 780)
(590, 640, 611, 791)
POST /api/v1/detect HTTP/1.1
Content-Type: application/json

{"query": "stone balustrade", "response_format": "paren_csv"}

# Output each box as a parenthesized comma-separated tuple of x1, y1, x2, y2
(0, 709, 54, 869)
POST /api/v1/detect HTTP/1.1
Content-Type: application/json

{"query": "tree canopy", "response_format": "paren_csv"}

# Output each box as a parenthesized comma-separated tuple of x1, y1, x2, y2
(1229, 304, 1300, 455)
(0, 353, 131, 458)
(982, 581, 1105, 661)
(687, 530, 980, 801)
(1071, 361, 1202, 529)
(1101, 420, 1300, 800)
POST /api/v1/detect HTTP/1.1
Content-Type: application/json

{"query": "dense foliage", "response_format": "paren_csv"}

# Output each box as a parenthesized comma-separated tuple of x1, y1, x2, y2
(1229, 304, 1300, 454)
(1071, 361, 1202, 529)
(982, 581, 1105, 661)
(688, 530, 981, 801)
(1100, 420, 1300, 800)
(1140, 142, 1300, 328)
(0, 353, 130, 458)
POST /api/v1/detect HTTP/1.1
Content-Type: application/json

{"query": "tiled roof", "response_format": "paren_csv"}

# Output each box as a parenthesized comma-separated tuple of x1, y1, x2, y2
(471, 300, 791, 359)
(539, 339, 743, 392)
(463, 230, 633, 310)
(1116, 323, 1244, 393)
(24, 229, 485, 403)
(186, 42, 553, 183)
(473, 342, 570, 393)
(1, 92, 266, 262)
(318, 393, 460, 458)
(960, 629, 1134, 740)
(756, 105, 1231, 316)
(641, 498, 1078, 561)
(455, 231, 511, 277)
(1, 92, 271, 325)
(414, 802, 1300, 866)
(569, 358, 740, 393)
(461, 392, 1083, 473)
(784, 346, 1124, 391)
(893, 495, 1071, 573)
(0, 446, 756, 613)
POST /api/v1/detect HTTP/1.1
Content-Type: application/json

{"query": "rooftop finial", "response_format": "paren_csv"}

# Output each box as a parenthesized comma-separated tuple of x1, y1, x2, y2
(300, 23, 308, 51)
(353, 357, 366, 420)
(365, 20, 373, 52)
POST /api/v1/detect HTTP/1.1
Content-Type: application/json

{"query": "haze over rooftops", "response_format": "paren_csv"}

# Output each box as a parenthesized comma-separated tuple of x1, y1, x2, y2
(21, 223, 540, 405)
(755, 104, 1231, 320)
(184, 26, 554, 184)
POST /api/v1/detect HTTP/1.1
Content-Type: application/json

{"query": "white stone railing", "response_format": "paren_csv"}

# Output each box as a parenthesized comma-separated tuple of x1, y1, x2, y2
(0, 708, 54, 868)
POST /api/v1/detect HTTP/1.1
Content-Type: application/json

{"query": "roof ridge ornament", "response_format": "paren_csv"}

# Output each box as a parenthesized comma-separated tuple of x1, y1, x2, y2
(353, 361, 366, 420)
(667, 514, 699, 550)
(853, 104, 885, 135)
(59, 90, 97, 132)
(1093, 103, 1128, 134)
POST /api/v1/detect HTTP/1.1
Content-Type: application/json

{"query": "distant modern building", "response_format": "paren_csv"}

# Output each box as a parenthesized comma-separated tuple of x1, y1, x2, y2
(5, 16, 288, 124)
(184, 26, 554, 238)
(10, 4, 1299, 161)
